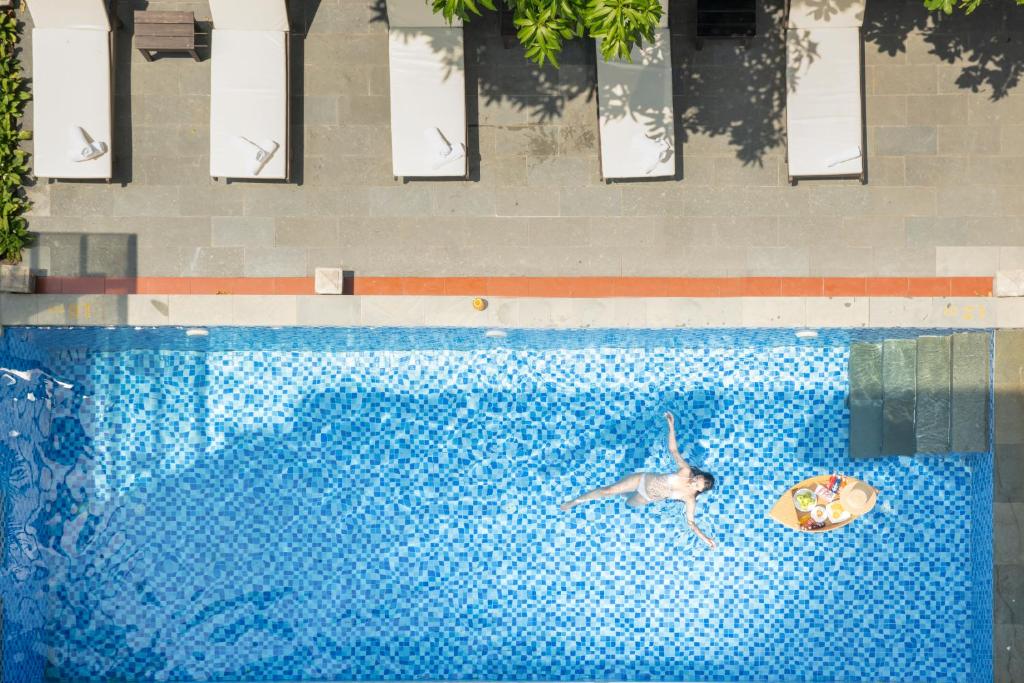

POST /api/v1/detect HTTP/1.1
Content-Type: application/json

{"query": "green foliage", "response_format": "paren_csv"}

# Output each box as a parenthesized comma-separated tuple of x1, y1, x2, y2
(0, 10, 30, 264)
(431, 0, 662, 67)
(924, 0, 1024, 14)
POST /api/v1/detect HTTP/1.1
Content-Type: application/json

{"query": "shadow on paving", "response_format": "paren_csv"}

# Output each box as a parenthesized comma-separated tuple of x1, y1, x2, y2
(369, 0, 1024, 167)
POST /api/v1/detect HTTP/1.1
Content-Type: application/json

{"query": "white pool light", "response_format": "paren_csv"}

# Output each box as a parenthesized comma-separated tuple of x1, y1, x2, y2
(795, 329, 819, 339)
(185, 328, 209, 337)
(485, 329, 507, 338)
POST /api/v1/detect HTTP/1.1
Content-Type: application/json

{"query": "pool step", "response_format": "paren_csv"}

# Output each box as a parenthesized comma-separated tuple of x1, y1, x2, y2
(849, 332, 991, 458)
(915, 335, 951, 453)
(951, 332, 990, 452)
(882, 339, 917, 455)
(848, 342, 883, 458)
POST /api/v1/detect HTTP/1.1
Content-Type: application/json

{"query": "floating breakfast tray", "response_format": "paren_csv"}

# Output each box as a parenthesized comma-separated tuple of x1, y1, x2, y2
(768, 474, 878, 533)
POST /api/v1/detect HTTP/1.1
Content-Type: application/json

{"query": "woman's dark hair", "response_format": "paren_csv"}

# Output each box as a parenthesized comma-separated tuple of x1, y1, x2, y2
(692, 468, 715, 494)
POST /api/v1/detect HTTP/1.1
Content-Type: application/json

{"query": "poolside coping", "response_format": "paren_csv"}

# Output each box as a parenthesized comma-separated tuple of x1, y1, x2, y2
(0, 294, 1017, 328)
(32, 276, 994, 298)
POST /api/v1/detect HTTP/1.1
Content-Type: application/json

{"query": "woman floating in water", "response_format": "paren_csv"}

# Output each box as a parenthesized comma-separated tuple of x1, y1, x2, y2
(560, 411, 717, 549)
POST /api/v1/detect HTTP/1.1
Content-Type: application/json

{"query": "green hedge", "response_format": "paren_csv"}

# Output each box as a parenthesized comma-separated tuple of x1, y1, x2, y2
(0, 10, 30, 264)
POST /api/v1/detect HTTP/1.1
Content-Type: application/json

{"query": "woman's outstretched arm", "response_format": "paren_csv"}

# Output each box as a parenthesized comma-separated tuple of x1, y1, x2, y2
(686, 498, 716, 549)
(664, 411, 691, 476)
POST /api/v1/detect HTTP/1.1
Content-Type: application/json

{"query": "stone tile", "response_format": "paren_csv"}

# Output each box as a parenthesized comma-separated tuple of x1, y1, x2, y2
(905, 94, 968, 125)
(968, 157, 1024, 187)
(808, 246, 874, 276)
(368, 187, 434, 217)
(167, 295, 234, 325)
(112, 186, 182, 217)
(937, 186, 1002, 217)
(620, 186, 688, 216)
(1001, 247, 1024, 270)
(646, 298, 743, 327)
(243, 248, 309, 277)
(873, 65, 937, 94)
(49, 185, 113, 217)
(1001, 125, 1024, 155)
(996, 503, 1024, 565)
(211, 217, 276, 248)
(741, 298, 806, 327)
(804, 297, 869, 327)
(713, 157, 780, 186)
(496, 188, 560, 217)
(526, 156, 595, 187)
(865, 95, 907, 126)
(30, 294, 122, 325)
(997, 444, 1024, 504)
(360, 296, 429, 325)
(937, 125, 1002, 155)
(840, 215, 907, 248)
(995, 624, 1024, 683)
(745, 247, 810, 276)
(179, 247, 245, 277)
(904, 156, 968, 187)
(997, 299, 1024, 328)
(126, 295, 171, 326)
(303, 96, 340, 126)
(710, 216, 778, 246)
(936, 246, 1000, 276)
(558, 126, 599, 156)
(295, 296, 361, 326)
(559, 187, 622, 217)
(494, 125, 559, 157)
(873, 126, 937, 156)
(232, 296, 298, 326)
(432, 186, 498, 217)
(865, 156, 907, 186)
(868, 297, 936, 327)
(969, 95, 1024, 125)
(275, 217, 339, 248)
(0, 293, 38, 325)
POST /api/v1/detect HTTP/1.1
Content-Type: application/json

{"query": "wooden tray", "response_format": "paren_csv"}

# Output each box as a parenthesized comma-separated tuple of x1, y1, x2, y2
(768, 474, 878, 533)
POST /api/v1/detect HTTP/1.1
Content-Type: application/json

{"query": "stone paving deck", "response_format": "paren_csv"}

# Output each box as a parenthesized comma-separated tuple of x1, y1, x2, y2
(18, 0, 1024, 280)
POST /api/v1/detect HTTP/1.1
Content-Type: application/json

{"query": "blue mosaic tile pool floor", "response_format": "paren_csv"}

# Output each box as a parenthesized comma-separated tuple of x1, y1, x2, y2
(0, 328, 993, 683)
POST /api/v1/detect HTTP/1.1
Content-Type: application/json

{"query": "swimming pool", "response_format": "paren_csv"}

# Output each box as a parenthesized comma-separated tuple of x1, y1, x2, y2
(0, 327, 993, 683)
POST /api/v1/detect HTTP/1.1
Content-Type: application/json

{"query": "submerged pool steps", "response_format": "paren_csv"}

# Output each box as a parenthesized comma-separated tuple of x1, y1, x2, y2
(849, 332, 990, 458)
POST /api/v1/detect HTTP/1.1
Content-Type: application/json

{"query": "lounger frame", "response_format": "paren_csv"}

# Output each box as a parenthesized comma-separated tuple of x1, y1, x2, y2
(208, 0, 291, 182)
(32, 0, 117, 183)
(594, 3, 675, 182)
(387, 0, 468, 180)
(783, 0, 867, 186)
(210, 32, 290, 184)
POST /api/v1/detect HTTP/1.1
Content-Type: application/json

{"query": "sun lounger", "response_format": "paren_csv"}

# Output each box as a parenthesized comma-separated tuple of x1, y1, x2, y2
(785, 0, 866, 183)
(595, 1, 674, 180)
(209, 0, 289, 181)
(387, 0, 467, 178)
(29, 0, 114, 180)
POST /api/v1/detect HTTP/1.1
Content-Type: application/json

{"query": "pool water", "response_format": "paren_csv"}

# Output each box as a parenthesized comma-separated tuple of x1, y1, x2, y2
(0, 328, 993, 683)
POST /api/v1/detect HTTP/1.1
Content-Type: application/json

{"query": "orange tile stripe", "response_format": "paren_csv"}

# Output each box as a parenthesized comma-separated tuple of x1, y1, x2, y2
(32, 276, 994, 298)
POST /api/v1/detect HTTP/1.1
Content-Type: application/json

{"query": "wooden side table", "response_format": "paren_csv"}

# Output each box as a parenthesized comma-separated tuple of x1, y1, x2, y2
(134, 10, 199, 62)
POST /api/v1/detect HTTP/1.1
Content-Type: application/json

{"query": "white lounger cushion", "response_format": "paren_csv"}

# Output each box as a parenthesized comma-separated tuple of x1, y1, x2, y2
(32, 28, 111, 179)
(596, 27, 675, 179)
(786, 27, 862, 178)
(787, 0, 865, 28)
(388, 28, 466, 177)
(210, 30, 288, 179)
(209, 0, 289, 31)
(29, 0, 110, 30)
